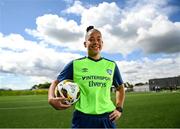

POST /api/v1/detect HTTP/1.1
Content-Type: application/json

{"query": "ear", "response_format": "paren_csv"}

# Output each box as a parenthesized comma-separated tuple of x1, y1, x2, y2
(84, 42, 87, 48)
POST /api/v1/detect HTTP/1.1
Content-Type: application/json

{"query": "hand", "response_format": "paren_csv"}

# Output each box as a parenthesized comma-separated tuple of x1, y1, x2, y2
(48, 97, 71, 110)
(109, 109, 122, 122)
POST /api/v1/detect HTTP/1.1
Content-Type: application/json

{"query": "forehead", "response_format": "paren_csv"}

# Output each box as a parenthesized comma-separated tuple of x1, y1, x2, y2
(87, 30, 102, 38)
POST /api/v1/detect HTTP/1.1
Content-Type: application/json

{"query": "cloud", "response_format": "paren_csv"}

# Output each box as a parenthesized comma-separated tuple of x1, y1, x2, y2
(103, 1, 180, 55)
(65, 0, 86, 15)
(116, 54, 180, 84)
(26, 0, 180, 56)
(0, 33, 82, 89)
(80, 2, 121, 28)
(137, 16, 180, 54)
(26, 14, 84, 49)
(0, 72, 53, 90)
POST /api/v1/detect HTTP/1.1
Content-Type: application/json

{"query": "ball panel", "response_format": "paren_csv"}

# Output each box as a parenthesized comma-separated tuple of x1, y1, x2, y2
(55, 79, 80, 105)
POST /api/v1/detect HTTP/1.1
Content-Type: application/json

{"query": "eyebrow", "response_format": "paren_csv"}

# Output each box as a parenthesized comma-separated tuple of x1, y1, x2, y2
(89, 35, 101, 38)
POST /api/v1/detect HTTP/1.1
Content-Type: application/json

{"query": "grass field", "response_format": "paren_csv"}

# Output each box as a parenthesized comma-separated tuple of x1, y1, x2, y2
(0, 91, 180, 128)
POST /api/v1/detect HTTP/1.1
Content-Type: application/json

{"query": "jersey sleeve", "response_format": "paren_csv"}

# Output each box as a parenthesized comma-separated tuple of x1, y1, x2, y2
(57, 61, 73, 82)
(113, 63, 123, 88)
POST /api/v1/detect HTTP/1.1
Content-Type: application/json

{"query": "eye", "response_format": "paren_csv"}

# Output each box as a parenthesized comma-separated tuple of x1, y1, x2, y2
(89, 38, 95, 42)
(97, 39, 101, 42)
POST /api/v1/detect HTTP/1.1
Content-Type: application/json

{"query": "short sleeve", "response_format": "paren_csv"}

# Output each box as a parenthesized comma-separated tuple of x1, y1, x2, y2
(57, 61, 73, 82)
(113, 63, 123, 87)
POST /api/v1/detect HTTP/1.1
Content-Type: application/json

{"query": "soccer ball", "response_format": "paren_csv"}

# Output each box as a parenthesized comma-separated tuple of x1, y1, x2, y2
(55, 79, 80, 105)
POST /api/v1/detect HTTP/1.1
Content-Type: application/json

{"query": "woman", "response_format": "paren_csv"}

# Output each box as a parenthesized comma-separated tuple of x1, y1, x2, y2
(48, 26, 125, 128)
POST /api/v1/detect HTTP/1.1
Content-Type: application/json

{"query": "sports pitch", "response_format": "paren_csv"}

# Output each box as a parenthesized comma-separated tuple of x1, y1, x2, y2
(0, 91, 180, 128)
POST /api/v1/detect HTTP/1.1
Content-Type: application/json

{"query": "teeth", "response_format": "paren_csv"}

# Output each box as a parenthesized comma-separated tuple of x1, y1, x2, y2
(93, 47, 98, 49)
(91, 46, 99, 50)
(93, 46, 98, 48)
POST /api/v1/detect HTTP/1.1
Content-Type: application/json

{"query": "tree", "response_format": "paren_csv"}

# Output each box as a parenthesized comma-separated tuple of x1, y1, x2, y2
(31, 82, 51, 90)
(135, 82, 144, 86)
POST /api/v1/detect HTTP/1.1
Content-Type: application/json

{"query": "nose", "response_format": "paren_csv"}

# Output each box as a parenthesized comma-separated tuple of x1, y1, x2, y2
(93, 39, 99, 45)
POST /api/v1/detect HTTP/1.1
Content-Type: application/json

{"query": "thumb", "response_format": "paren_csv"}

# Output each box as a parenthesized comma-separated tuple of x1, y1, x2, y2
(55, 97, 66, 100)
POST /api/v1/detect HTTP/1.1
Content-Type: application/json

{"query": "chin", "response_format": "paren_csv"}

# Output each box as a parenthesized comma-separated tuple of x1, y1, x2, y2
(89, 51, 99, 56)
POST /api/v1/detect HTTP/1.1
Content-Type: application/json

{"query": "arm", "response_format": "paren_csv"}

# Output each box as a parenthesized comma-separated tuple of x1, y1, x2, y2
(48, 61, 73, 110)
(109, 84, 125, 121)
(48, 80, 71, 110)
(116, 84, 125, 109)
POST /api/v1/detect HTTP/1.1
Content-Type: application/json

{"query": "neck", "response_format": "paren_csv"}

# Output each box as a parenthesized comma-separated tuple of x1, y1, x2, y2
(88, 53, 101, 60)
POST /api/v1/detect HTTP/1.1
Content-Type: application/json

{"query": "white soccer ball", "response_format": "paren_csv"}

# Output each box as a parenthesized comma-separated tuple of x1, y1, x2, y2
(55, 79, 80, 105)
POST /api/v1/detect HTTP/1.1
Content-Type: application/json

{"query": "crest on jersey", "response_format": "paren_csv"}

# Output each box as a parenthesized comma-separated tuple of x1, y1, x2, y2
(106, 69, 112, 75)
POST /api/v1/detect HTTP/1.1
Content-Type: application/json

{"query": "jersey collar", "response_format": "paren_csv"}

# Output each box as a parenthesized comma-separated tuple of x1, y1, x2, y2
(87, 56, 103, 62)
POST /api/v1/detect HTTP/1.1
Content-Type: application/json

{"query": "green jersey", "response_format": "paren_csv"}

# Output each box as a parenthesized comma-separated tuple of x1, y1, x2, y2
(57, 57, 123, 114)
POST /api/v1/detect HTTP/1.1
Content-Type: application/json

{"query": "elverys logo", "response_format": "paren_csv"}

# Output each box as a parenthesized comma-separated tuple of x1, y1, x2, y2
(82, 68, 88, 72)
(106, 69, 112, 75)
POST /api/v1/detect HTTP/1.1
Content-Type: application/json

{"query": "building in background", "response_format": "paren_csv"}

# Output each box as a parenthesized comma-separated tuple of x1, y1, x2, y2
(149, 76, 180, 91)
(133, 84, 149, 92)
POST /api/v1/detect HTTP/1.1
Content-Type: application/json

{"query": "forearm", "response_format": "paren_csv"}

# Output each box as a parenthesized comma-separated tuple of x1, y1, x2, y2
(110, 84, 125, 121)
(48, 80, 59, 100)
(116, 84, 125, 108)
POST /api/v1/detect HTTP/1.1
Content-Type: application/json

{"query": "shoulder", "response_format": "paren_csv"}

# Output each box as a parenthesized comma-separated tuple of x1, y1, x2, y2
(74, 56, 87, 61)
(73, 56, 87, 63)
(102, 57, 116, 64)
(66, 57, 86, 65)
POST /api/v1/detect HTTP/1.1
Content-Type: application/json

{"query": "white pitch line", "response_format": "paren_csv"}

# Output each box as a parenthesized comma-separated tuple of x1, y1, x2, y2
(0, 105, 50, 110)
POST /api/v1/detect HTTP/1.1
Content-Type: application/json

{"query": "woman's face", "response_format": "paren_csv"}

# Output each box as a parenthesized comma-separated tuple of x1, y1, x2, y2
(84, 30, 103, 57)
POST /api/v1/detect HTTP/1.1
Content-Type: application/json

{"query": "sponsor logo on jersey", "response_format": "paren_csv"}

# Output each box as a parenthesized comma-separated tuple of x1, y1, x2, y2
(82, 75, 111, 87)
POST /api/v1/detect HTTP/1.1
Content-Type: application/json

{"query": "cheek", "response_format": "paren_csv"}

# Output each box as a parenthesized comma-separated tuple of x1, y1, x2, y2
(86, 42, 92, 48)
(100, 42, 103, 48)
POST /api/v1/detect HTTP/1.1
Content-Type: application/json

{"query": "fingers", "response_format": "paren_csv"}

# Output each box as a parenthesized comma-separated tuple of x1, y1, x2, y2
(57, 100, 71, 109)
(109, 110, 121, 122)
(49, 97, 71, 110)
(54, 97, 66, 100)
(109, 112, 116, 121)
(58, 103, 71, 109)
(56, 97, 71, 105)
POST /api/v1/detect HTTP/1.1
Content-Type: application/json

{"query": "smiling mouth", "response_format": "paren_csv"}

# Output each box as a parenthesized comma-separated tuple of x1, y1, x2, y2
(91, 46, 100, 50)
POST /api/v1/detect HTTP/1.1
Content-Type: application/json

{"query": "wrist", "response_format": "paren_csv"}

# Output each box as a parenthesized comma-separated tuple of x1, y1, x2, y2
(116, 106, 123, 113)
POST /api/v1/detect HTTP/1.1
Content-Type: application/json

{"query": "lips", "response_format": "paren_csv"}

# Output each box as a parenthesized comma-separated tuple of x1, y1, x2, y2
(91, 45, 100, 51)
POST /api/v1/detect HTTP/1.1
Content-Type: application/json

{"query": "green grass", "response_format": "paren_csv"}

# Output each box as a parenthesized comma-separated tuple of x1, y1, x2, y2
(120, 92, 180, 128)
(0, 92, 179, 128)
(0, 89, 48, 96)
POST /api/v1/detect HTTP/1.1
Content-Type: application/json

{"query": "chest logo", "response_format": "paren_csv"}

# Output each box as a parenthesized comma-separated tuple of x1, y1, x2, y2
(82, 68, 88, 72)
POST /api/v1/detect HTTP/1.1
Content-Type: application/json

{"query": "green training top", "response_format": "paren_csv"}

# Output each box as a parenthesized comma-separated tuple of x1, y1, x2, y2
(73, 57, 116, 114)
